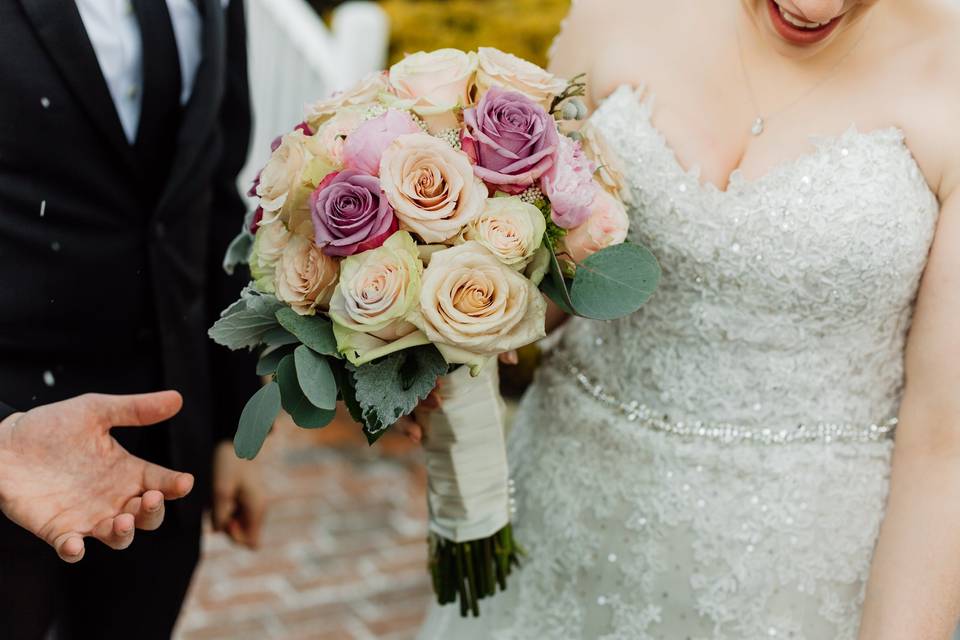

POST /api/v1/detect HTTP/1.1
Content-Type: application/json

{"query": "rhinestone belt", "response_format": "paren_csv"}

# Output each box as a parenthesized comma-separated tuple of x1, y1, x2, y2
(559, 357, 897, 445)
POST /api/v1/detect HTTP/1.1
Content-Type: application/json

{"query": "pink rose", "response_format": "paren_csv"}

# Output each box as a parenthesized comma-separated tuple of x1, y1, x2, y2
(561, 190, 630, 263)
(542, 135, 598, 229)
(461, 87, 559, 194)
(342, 110, 422, 176)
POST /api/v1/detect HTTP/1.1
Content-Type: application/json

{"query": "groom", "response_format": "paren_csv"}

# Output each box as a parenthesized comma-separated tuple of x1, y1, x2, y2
(0, 0, 263, 637)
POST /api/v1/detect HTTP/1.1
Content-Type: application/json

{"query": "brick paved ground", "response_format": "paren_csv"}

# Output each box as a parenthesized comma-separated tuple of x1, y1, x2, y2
(173, 410, 432, 640)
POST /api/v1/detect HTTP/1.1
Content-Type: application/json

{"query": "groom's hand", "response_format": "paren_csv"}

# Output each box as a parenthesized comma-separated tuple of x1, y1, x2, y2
(0, 392, 194, 562)
(211, 441, 266, 549)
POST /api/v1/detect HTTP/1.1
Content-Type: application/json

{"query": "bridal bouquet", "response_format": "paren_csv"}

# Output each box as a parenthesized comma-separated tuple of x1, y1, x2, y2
(211, 47, 659, 616)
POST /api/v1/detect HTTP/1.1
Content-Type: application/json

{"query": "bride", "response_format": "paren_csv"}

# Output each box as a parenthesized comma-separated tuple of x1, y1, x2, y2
(416, 0, 960, 638)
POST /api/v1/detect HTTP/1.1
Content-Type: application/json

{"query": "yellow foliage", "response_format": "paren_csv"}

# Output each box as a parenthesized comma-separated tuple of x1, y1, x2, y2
(380, 0, 571, 68)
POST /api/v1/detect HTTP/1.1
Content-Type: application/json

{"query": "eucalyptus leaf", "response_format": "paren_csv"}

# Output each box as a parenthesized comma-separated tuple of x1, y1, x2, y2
(294, 346, 337, 410)
(234, 382, 281, 459)
(256, 345, 296, 376)
(569, 243, 661, 321)
(209, 292, 284, 351)
(277, 354, 336, 429)
(348, 345, 447, 445)
(276, 308, 340, 357)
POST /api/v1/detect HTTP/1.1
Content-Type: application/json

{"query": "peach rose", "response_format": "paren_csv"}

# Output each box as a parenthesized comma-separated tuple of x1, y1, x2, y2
(256, 130, 310, 223)
(580, 121, 631, 204)
(412, 242, 547, 367)
(475, 47, 567, 110)
(379, 133, 487, 244)
(461, 196, 546, 269)
(389, 49, 477, 130)
(305, 72, 390, 129)
(274, 235, 340, 316)
(311, 107, 366, 167)
(561, 190, 630, 264)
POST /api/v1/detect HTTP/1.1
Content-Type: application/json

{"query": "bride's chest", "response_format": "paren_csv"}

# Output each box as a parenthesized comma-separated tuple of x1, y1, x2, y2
(593, 89, 939, 320)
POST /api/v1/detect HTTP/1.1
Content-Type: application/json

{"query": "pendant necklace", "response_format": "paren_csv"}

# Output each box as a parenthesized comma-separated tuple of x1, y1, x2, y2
(734, 14, 871, 136)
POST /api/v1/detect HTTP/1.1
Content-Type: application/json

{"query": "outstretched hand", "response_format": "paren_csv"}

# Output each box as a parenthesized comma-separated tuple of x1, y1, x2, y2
(0, 392, 194, 562)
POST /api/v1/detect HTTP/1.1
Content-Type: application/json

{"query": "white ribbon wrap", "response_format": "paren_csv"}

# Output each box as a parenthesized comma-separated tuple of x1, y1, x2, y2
(424, 360, 510, 543)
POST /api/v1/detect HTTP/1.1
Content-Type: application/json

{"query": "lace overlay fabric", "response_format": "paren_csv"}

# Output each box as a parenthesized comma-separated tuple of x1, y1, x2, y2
(418, 86, 939, 640)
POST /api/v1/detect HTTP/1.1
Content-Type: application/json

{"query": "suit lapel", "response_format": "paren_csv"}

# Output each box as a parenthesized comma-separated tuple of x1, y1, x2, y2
(157, 0, 225, 214)
(18, 0, 138, 172)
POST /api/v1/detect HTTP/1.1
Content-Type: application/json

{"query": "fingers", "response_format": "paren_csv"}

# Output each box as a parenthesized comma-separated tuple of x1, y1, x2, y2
(397, 415, 423, 444)
(499, 350, 519, 365)
(52, 532, 86, 563)
(92, 513, 135, 551)
(124, 490, 166, 531)
(141, 461, 194, 500)
(90, 391, 183, 430)
(420, 389, 442, 411)
(212, 484, 237, 533)
(231, 485, 266, 550)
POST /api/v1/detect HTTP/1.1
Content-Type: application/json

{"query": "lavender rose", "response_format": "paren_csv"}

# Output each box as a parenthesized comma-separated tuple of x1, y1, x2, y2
(461, 87, 559, 194)
(310, 170, 398, 257)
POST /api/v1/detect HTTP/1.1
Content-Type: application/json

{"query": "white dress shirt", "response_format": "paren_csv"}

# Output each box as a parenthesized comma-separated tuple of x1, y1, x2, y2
(74, 0, 228, 144)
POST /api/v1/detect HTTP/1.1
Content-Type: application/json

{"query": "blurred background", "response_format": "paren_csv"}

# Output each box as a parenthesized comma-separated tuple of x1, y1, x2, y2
(174, 1, 566, 639)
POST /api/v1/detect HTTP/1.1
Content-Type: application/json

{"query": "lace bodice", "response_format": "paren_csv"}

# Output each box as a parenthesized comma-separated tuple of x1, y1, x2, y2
(561, 85, 939, 431)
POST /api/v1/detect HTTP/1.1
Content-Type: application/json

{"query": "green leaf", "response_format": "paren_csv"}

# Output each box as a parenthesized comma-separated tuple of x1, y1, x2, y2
(262, 326, 300, 348)
(223, 230, 253, 275)
(209, 291, 284, 351)
(275, 308, 341, 357)
(333, 363, 365, 424)
(569, 243, 661, 320)
(256, 344, 296, 376)
(294, 346, 337, 410)
(540, 237, 576, 314)
(348, 345, 448, 445)
(234, 382, 281, 459)
(277, 354, 336, 429)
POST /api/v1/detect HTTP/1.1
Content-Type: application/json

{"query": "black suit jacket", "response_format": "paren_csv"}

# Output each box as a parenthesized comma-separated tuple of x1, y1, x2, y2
(0, 0, 259, 529)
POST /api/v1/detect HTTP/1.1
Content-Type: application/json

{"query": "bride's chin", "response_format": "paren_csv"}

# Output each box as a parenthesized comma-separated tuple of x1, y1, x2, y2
(740, 0, 863, 60)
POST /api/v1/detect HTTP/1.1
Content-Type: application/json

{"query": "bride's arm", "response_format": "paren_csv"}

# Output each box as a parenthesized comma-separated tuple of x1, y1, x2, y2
(859, 183, 960, 637)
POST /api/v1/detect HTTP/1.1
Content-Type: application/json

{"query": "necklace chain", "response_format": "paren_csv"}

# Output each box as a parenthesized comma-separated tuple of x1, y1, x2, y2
(735, 12, 871, 136)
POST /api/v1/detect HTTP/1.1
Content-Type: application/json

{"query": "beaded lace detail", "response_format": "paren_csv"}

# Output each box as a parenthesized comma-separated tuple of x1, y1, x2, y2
(418, 86, 939, 640)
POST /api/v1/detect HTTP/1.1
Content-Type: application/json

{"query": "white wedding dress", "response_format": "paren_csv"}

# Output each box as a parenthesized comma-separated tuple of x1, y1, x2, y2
(419, 85, 939, 639)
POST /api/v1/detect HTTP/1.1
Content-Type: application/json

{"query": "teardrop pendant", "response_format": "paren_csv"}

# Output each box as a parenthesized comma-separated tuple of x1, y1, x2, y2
(751, 117, 765, 136)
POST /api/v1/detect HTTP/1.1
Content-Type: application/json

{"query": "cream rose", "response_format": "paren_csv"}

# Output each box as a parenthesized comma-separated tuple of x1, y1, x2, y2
(274, 235, 340, 316)
(561, 190, 630, 264)
(461, 196, 546, 269)
(580, 121, 631, 204)
(475, 47, 567, 110)
(380, 133, 487, 244)
(389, 49, 477, 129)
(330, 231, 433, 364)
(256, 130, 310, 222)
(305, 71, 390, 129)
(250, 221, 291, 293)
(413, 242, 547, 366)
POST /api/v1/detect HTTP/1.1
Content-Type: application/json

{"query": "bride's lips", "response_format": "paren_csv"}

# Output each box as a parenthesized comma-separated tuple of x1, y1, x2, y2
(766, 0, 844, 45)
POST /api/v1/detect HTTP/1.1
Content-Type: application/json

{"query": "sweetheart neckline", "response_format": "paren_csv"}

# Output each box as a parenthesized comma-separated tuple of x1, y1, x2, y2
(595, 84, 916, 197)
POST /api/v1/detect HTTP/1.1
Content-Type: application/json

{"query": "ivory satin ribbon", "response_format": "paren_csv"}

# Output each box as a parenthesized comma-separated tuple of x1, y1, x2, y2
(423, 359, 511, 542)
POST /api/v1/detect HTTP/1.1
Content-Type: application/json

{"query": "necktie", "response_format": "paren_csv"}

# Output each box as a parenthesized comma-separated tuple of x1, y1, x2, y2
(131, 0, 183, 198)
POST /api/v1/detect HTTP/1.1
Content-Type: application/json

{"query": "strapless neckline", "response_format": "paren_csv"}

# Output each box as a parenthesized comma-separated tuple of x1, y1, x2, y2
(598, 84, 923, 198)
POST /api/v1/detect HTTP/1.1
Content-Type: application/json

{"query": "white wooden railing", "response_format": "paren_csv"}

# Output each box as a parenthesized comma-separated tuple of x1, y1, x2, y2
(240, 0, 390, 191)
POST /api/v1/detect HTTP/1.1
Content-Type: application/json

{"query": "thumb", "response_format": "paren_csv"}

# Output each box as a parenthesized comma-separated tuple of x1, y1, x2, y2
(92, 391, 183, 430)
(51, 532, 85, 563)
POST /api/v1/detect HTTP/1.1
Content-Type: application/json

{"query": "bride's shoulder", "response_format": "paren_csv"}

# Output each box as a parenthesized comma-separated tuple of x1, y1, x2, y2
(549, 0, 663, 100)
